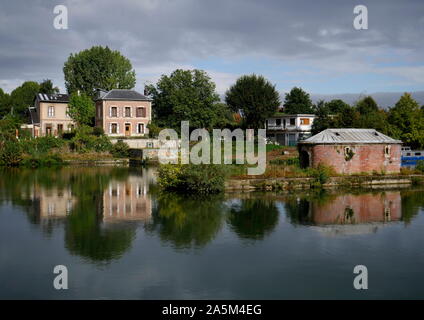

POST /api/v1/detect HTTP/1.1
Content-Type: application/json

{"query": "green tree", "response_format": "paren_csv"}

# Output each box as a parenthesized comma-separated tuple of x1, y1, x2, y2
(355, 96, 379, 115)
(0, 88, 11, 118)
(311, 100, 334, 135)
(63, 46, 136, 99)
(67, 93, 95, 126)
(326, 99, 351, 114)
(146, 69, 224, 130)
(283, 87, 314, 114)
(225, 74, 280, 129)
(39, 79, 59, 94)
(388, 93, 424, 148)
(9, 81, 40, 119)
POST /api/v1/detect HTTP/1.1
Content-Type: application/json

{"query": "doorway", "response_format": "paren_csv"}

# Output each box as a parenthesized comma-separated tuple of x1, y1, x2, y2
(125, 123, 131, 137)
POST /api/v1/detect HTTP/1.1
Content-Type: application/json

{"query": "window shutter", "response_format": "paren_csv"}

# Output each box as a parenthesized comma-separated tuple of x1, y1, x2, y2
(117, 123, 120, 134)
(109, 123, 112, 134)
(109, 107, 112, 117)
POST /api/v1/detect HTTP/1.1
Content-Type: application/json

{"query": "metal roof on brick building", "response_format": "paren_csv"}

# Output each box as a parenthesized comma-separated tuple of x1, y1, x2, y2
(97, 89, 151, 101)
(300, 128, 402, 144)
(36, 93, 69, 103)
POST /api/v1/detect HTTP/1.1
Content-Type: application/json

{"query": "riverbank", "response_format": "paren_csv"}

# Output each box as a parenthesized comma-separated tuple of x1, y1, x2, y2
(225, 174, 424, 192)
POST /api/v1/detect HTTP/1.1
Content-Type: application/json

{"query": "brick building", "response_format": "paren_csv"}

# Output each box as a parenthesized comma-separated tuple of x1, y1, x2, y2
(298, 128, 402, 174)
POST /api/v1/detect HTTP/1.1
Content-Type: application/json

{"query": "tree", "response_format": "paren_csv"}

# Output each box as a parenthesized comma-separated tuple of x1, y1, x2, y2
(67, 93, 95, 126)
(326, 99, 351, 114)
(388, 93, 424, 148)
(0, 88, 11, 118)
(63, 46, 136, 99)
(39, 79, 59, 94)
(225, 74, 280, 130)
(283, 87, 314, 114)
(311, 100, 334, 135)
(9, 81, 40, 119)
(355, 96, 379, 115)
(146, 69, 225, 130)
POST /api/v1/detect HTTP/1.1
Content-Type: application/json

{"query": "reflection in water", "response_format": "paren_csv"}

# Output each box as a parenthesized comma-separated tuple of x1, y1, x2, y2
(145, 194, 226, 249)
(227, 199, 279, 240)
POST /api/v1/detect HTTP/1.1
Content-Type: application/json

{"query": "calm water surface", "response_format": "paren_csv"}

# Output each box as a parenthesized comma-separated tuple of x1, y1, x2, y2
(0, 167, 423, 299)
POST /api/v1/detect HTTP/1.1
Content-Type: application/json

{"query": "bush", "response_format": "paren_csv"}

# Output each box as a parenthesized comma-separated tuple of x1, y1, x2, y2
(110, 140, 130, 158)
(0, 140, 23, 166)
(92, 126, 104, 137)
(70, 125, 112, 153)
(21, 153, 64, 168)
(307, 164, 335, 186)
(20, 136, 64, 155)
(158, 163, 228, 194)
(416, 160, 424, 173)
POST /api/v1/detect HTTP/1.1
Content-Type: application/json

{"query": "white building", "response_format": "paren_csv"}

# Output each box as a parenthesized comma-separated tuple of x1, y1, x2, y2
(266, 113, 315, 146)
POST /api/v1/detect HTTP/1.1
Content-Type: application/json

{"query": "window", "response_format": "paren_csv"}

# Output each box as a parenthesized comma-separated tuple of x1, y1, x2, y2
(385, 146, 391, 156)
(136, 107, 146, 117)
(138, 123, 145, 134)
(300, 118, 310, 125)
(48, 106, 55, 117)
(415, 152, 422, 156)
(110, 107, 118, 117)
(276, 119, 281, 126)
(111, 123, 118, 134)
(125, 107, 131, 117)
(290, 118, 296, 125)
(57, 124, 63, 134)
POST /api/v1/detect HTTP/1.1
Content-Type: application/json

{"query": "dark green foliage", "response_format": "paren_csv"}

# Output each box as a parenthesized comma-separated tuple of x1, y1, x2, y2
(416, 160, 424, 173)
(92, 126, 104, 137)
(39, 79, 59, 94)
(146, 69, 225, 131)
(110, 140, 130, 158)
(225, 74, 280, 130)
(69, 125, 112, 153)
(283, 87, 314, 114)
(9, 81, 40, 118)
(158, 163, 228, 194)
(0, 140, 23, 166)
(21, 154, 64, 168)
(63, 46, 136, 99)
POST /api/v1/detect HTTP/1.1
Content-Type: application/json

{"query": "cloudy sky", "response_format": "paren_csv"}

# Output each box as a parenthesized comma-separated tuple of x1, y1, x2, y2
(1, 0, 423, 98)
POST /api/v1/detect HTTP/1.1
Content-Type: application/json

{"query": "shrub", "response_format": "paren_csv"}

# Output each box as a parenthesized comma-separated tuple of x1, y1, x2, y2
(21, 153, 64, 168)
(158, 163, 228, 194)
(308, 164, 335, 186)
(70, 125, 112, 153)
(416, 160, 424, 173)
(92, 126, 104, 137)
(110, 140, 130, 158)
(0, 140, 23, 166)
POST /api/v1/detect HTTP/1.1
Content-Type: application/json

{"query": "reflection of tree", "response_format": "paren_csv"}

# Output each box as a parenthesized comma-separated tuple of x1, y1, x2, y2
(227, 199, 279, 240)
(400, 189, 424, 224)
(145, 194, 225, 249)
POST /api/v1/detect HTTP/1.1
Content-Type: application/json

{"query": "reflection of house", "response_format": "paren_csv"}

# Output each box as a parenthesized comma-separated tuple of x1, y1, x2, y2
(298, 129, 402, 174)
(266, 114, 315, 146)
(28, 93, 75, 137)
(95, 89, 152, 137)
(102, 175, 153, 223)
(309, 191, 402, 236)
(33, 187, 76, 218)
(311, 192, 401, 225)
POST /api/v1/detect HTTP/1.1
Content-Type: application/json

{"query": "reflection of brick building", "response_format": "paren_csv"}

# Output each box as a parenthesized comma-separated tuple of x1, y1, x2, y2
(102, 175, 153, 223)
(32, 187, 76, 218)
(298, 129, 402, 174)
(311, 192, 401, 225)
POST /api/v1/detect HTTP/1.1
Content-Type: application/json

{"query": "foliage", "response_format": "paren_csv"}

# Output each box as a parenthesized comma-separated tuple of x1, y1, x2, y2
(110, 140, 130, 158)
(283, 87, 314, 114)
(63, 46, 136, 99)
(146, 69, 224, 131)
(158, 163, 228, 194)
(9, 81, 40, 118)
(307, 164, 335, 186)
(0, 88, 11, 118)
(416, 160, 424, 173)
(225, 74, 280, 130)
(20, 136, 64, 155)
(39, 79, 59, 94)
(0, 140, 23, 166)
(0, 116, 20, 141)
(21, 153, 64, 168)
(70, 125, 112, 153)
(67, 92, 95, 126)
(387, 93, 424, 149)
(147, 122, 162, 138)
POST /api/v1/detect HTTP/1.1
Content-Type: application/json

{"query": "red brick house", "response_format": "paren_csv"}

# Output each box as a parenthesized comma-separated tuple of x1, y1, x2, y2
(95, 89, 152, 137)
(298, 129, 402, 174)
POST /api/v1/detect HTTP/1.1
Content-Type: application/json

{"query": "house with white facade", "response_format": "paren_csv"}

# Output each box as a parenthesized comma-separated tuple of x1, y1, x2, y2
(266, 113, 315, 146)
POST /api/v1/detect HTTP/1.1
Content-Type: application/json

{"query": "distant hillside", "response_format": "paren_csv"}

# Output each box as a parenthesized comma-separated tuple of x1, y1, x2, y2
(310, 91, 424, 109)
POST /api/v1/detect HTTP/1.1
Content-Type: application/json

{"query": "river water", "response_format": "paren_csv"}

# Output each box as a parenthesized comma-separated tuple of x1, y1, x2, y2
(0, 166, 423, 299)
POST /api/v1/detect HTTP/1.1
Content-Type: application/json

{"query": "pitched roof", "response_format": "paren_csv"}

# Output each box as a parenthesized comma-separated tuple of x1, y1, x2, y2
(28, 107, 40, 124)
(36, 93, 69, 103)
(97, 89, 151, 101)
(300, 128, 402, 144)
